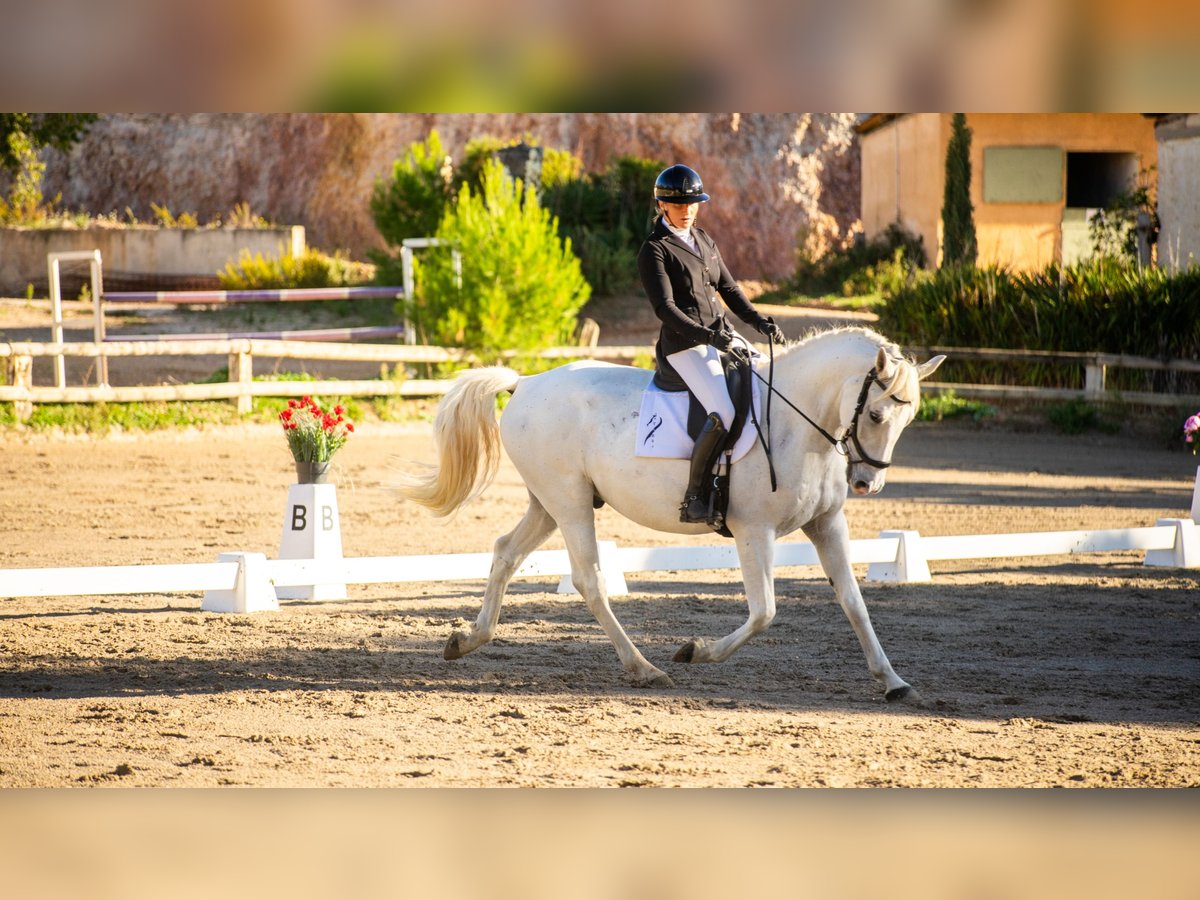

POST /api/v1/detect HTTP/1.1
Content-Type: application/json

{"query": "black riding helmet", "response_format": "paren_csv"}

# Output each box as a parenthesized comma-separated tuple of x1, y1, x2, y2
(653, 164, 710, 204)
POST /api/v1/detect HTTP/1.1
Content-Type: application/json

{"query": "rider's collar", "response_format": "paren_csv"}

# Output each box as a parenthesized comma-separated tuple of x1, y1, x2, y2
(663, 220, 698, 250)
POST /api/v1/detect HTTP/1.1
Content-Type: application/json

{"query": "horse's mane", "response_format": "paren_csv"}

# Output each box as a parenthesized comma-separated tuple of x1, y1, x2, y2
(778, 326, 920, 406)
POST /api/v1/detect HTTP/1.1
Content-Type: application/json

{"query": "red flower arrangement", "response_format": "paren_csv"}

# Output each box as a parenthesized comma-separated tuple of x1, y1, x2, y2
(279, 396, 354, 463)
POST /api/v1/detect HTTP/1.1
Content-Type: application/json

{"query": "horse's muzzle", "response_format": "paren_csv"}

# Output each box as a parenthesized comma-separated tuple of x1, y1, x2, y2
(848, 464, 885, 496)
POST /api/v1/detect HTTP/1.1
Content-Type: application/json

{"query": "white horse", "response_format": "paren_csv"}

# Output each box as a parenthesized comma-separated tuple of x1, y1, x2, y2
(397, 326, 944, 701)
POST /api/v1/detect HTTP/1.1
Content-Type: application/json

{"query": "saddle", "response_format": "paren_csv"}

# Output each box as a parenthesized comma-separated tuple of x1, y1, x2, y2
(653, 342, 758, 537)
(652, 342, 756, 446)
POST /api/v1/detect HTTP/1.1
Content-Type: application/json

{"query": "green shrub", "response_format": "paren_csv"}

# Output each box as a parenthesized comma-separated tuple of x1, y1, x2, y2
(456, 136, 581, 195)
(368, 130, 455, 287)
(0, 130, 55, 224)
(369, 130, 661, 299)
(542, 154, 662, 296)
(219, 246, 375, 289)
(409, 158, 590, 360)
(940, 113, 977, 267)
(791, 222, 927, 298)
(150, 202, 198, 229)
(916, 390, 997, 423)
(1088, 171, 1158, 263)
(540, 146, 584, 189)
(879, 258, 1200, 392)
(573, 226, 639, 296)
(1045, 399, 1120, 435)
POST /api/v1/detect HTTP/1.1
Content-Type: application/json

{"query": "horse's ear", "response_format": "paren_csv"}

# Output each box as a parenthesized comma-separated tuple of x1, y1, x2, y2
(875, 346, 898, 381)
(916, 354, 946, 380)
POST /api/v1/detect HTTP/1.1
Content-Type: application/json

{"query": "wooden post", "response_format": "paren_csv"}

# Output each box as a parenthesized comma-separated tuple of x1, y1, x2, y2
(11, 354, 33, 422)
(228, 343, 253, 414)
(1084, 361, 1106, 400)
(576, 317, 600, 348)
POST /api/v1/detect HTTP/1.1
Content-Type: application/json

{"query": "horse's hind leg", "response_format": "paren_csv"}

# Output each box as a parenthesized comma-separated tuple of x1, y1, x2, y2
(443, 492, 556, 660)
(557, 514, 674, 688)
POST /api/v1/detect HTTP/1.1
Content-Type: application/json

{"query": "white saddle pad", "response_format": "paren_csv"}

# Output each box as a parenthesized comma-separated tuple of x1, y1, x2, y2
(635, 378, 763, 463)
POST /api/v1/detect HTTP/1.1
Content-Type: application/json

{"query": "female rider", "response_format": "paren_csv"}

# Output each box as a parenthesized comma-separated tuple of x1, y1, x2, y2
(637, 164, 785, 524)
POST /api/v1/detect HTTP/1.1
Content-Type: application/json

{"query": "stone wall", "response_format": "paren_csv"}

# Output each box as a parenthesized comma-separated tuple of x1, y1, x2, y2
(0, 226, 305, 296)
(35, 113, 862, 283)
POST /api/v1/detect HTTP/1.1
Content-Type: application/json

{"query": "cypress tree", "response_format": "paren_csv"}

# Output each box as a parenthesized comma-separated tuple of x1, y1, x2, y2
(940, 113, 977, 267)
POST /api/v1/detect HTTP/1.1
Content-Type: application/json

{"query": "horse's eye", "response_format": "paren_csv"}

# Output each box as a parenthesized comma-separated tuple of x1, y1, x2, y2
(869, 409, 884, 424)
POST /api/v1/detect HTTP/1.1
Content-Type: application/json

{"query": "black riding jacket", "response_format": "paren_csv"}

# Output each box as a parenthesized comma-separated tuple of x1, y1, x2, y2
(637, 219, 766, 367)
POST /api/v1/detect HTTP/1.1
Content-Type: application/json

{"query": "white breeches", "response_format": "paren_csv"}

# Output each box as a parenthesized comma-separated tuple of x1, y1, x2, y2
(667, 337, 757, 429)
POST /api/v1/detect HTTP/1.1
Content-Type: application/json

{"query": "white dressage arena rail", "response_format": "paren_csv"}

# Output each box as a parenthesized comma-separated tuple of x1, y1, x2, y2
(1, 520, 1196, 612)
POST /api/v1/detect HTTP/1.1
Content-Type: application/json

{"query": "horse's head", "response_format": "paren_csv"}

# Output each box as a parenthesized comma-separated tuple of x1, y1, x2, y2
(840, 345, 945, 496)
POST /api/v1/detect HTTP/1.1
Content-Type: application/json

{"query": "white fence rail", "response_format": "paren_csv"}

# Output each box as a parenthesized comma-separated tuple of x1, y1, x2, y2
(5, 334, 1200, 422)
(2, 520, 1196, 613)
(0, 337, 645, 420)
(4, 245, 1198, 419)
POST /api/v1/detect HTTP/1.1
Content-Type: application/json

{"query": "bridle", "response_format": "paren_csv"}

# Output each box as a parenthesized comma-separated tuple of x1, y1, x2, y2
(748, 343, 910, 490)
(840, 367, 908, 470)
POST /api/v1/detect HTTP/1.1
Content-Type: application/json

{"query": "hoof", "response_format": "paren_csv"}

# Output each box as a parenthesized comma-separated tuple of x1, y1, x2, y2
(443, 631, 468, 660)
(673, 641, 697, 664)
(885, 684, 924, 706)
(636, 670, 675, 689)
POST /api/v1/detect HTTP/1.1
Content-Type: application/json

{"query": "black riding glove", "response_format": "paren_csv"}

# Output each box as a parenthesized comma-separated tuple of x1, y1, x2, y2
(758, 316, 785, 345)
(708, 324, 735, 352)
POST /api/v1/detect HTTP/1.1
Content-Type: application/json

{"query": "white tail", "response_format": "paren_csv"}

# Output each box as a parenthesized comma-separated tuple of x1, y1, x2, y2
(394, 367, 521, 517)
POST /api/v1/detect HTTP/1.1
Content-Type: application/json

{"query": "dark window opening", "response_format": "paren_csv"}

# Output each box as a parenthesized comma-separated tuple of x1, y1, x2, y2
(1065, 152, 1137, 208)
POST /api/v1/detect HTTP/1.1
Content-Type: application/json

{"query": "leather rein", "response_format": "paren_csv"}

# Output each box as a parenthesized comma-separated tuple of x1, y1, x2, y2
(746, 341, 908, 491)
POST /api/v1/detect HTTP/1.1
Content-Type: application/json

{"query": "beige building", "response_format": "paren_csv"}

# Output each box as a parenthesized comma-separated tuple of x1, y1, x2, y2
(1151, 113, 1200, 273)
(857, 113, 1158, 270)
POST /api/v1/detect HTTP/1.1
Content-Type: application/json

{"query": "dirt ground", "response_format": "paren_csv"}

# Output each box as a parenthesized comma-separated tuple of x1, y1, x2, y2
(2, 295, 1199, 788)
(1, 415, 1198, 788)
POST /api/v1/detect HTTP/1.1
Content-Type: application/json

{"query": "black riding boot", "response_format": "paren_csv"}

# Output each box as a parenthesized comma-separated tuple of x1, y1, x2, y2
(679, 413, 727, 523)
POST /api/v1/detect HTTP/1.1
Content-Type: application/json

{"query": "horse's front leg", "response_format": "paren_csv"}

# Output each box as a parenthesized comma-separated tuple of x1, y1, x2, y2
(674, 527, 776, 664)
(802, 511, 922, 705)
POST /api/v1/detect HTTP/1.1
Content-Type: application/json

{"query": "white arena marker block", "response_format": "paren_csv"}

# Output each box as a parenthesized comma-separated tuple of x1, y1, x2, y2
(867, 530, 932, 583)
(1144, 518, 1200, 569)
(557, 541, 629, 596)
(1191, 465, 1199, 524)
(277, 483, 347, 600)
(202, 552, 279, 613)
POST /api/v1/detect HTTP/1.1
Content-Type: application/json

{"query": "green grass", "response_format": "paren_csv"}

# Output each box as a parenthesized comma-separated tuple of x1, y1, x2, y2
(1045, 399, 1121, 435)
(0, 369, 435, 434)
(917, 390, 998, 423)
(752, 286, 884, 312)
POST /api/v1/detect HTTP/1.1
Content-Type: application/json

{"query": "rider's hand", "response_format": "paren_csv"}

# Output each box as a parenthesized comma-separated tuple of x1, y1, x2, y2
(759, 316, 785, 345)
(709, 326, 735, 352)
